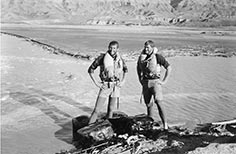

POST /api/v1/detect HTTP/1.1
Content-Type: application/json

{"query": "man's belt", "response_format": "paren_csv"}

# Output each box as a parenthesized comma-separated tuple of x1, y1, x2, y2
(143, 74, 160, 80)
(103, 77, 120, 82)
(102, 79, 119, 88)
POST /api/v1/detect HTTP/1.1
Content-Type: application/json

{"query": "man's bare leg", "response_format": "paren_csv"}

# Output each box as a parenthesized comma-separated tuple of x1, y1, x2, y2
(107, 97, 117, 118)
(89, 96, 106, 124)
(155, 99, 168, 130)
(143, 91, 154, 118)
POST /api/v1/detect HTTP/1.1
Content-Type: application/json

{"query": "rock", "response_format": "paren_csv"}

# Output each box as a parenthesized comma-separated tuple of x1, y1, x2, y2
(97, 20, 107, 25)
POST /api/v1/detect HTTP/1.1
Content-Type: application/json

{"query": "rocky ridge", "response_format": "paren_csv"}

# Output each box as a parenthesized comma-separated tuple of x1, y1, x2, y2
(1, 0, 236, 26)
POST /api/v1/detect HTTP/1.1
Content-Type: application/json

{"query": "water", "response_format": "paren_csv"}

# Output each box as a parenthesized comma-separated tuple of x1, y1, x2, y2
(120, 57, 236, 125)
(2, 29, 236, 154)
(2, 26, 236, 125)
(165, 57, 236, 124)
(2, 26, 236, 54)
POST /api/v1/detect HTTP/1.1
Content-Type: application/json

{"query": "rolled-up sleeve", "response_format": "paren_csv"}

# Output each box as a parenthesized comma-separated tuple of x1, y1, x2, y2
(88, 54, 104, 73)
(156, 54, 170, 69)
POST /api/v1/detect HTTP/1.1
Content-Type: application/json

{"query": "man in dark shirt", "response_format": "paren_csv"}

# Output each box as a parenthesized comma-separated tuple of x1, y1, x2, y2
(137, 40, 172, 130)
(88, 41, 128, 124)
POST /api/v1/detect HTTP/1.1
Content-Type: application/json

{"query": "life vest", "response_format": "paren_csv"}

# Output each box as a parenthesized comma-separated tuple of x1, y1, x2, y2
(139, 47, 161, 79)
(101, 52, 123, 81)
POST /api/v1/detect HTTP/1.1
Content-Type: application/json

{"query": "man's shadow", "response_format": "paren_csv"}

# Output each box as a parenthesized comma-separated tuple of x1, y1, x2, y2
(10, 88, 93, 144)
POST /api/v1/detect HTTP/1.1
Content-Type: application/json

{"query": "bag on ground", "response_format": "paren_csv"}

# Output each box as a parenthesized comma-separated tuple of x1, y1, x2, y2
(77, 120, 114, 143)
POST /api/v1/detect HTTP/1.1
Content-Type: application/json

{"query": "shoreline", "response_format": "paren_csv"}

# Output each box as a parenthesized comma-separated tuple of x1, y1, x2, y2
(1, 32, 92, 61)
(1, 31, 235, 61)
(2, 23, 236, 31)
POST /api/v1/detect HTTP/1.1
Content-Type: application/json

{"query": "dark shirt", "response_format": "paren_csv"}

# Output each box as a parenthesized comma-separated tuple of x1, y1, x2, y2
(155, 54, 170, 69)
(88, 53, 128, 73)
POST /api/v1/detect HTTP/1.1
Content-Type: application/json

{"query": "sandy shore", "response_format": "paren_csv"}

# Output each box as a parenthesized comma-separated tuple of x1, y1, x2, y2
(1, 32, 236, 154)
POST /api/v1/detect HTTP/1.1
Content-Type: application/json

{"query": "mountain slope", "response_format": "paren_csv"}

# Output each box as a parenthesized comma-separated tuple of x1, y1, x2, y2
(1, 0, 236, 26)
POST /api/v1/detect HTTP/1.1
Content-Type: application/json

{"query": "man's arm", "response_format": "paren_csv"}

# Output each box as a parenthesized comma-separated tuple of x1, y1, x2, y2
(156, 54, 171, 85)
(88, 54, 104, 88)
(117, 58, 128, 87)
(136, 57, 143, 85)
(160, 65, 171, 85)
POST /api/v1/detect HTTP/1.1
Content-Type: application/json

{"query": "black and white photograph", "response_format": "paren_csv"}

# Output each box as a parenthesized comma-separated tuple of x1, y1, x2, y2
(1, 0, 236, 154)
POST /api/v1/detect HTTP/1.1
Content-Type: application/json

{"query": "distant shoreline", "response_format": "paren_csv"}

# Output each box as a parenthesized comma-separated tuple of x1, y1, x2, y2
(1, 29, 236, 60)
(2, 23, 236, 32)
(1, 32, 92, 60)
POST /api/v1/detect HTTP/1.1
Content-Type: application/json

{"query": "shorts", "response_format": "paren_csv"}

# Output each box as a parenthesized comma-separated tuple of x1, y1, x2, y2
(142, 79, 163, 101)
(98, 82, 121, 98)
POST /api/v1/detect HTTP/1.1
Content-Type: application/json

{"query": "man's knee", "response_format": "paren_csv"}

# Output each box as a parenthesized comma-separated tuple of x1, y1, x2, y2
(93, 102, 103, 113)
(92, 108, 100, 116)
(155, 100, 166, 113)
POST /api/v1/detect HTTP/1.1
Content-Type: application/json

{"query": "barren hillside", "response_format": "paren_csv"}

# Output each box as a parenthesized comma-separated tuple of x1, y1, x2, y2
(1, 0, 236, 26)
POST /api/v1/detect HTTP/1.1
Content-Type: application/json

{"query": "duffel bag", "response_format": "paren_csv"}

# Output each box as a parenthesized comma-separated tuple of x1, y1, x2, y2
(77, 120, 114, 143)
